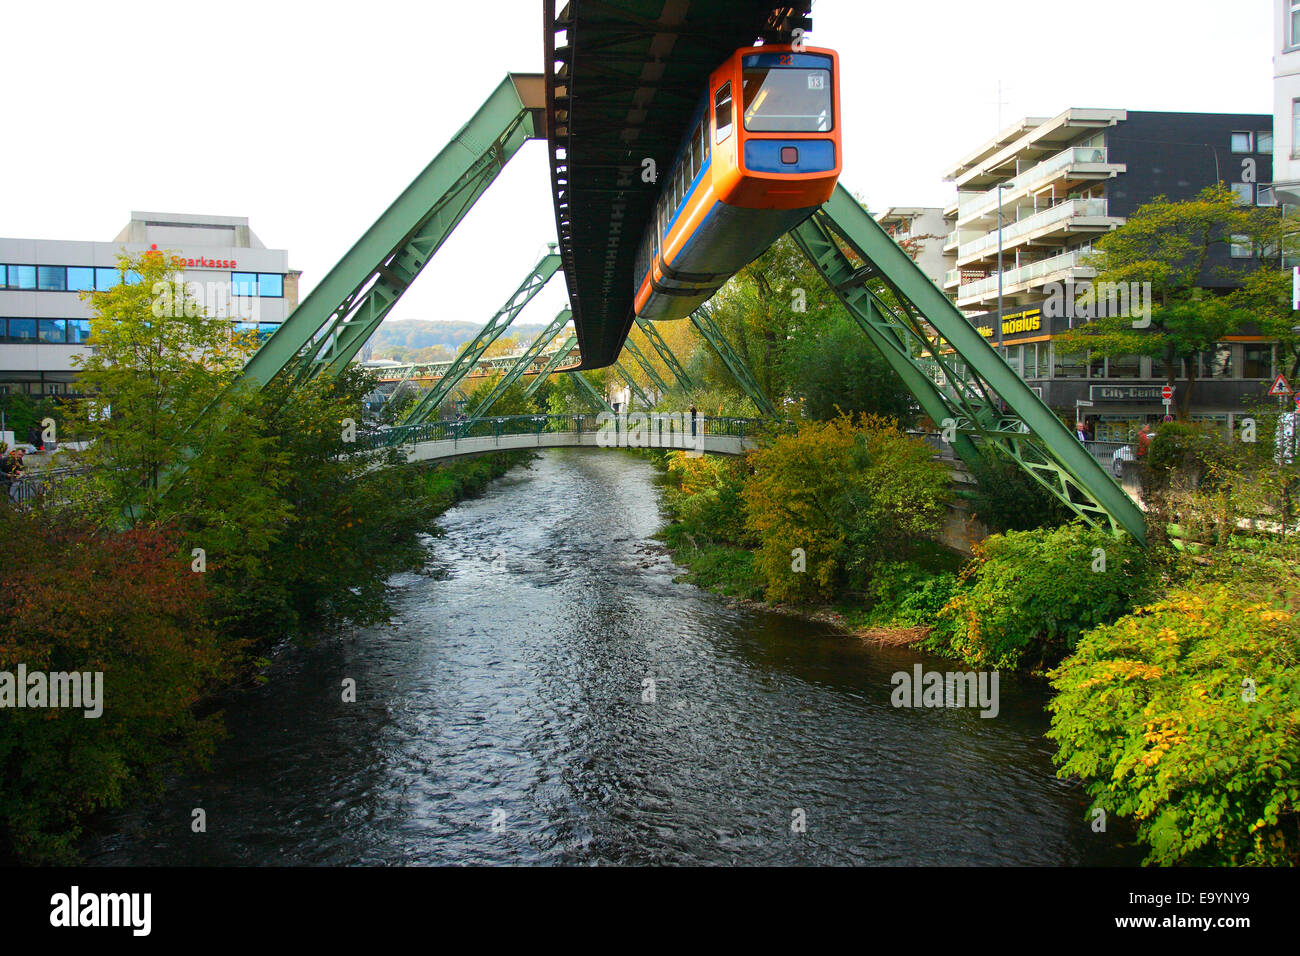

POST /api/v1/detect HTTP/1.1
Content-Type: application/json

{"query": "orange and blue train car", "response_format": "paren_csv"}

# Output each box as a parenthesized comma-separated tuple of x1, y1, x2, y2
(633, 44, 842, 322)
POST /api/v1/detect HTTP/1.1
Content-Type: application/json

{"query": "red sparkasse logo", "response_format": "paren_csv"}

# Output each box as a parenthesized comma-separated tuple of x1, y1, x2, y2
(144, 243, 237, 270)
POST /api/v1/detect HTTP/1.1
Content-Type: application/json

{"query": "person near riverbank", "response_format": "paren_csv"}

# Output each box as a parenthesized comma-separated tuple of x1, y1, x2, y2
(1, 446, 25, 501)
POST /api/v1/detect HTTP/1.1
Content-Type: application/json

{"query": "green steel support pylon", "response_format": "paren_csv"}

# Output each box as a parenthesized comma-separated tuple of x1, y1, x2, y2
(622, 337, 670, 396)
(523, 334, 579, 398)
(465, 309, 572, 424)
(568, 370, 615, 414)
(615, 360, 651, 409)
(688, 305, 779, 419)
(635, 317, 693, 391)
(239, 74, 546, 389)
(790, 184, 1145, 542)
(400, 252, 561, 424)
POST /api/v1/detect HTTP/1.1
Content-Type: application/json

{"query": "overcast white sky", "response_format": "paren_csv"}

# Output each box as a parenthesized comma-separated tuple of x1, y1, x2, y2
(0, 0, 1274, 331)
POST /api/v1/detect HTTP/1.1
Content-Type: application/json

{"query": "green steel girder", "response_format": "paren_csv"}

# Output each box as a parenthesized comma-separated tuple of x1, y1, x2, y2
(790, 184, 1146, 543)
(568, 370, 615, 414)
(466, 309, 572, 424)
(400, 252, 561, 424)
(523, 334, 579, 398)
(239, 74, 545, 389)
(635, 317, 693, 391)
(615, 360, 651, 409)
(622, 336, 670, 396)
(688, 305, 780, 419)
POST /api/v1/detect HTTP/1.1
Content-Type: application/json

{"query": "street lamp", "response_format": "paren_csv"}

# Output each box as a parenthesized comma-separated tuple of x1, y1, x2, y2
(995, 178, 1017, 357)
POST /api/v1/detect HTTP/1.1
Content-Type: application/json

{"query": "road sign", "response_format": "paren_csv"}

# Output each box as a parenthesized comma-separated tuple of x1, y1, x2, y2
(1161, 385, 1173, 401)
(1270, 373, 1293, 396)
(1075, 400, 1094, 407)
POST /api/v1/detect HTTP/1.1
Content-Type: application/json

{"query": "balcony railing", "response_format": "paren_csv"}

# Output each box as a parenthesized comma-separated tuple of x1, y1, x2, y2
(957, 198, 1110, 261)
(955, 246, 1097, 301)
(956, 146, 1113, 222)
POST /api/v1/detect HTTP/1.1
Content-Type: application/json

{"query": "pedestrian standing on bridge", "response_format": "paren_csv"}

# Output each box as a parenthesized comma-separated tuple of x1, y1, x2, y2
(689, 403, 697, 438)
(1075, 421, 1088, 442)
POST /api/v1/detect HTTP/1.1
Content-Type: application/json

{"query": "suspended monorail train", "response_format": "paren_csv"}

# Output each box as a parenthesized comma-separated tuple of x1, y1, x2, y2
(633, 43, 842, 321)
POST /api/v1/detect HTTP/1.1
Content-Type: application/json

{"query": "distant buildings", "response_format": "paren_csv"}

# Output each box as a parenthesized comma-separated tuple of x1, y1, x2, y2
(1272, 0, 1300, 205)
(882, 106, 1278, 439)
(0, 212, 298, 398)
(875, 207, 948, 284)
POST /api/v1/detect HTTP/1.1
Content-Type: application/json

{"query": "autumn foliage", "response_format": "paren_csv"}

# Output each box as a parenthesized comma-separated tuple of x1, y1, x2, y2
(0, 507, 226, 863)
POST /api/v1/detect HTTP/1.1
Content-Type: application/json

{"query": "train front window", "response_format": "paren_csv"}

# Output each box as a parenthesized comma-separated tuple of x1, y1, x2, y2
(742, 67, 832, 132)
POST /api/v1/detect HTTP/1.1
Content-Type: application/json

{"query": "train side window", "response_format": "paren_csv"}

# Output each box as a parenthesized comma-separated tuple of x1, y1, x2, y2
(700, 120, 709, 161)
(690, 129, 701, 178)
(715, 82, 733, 143)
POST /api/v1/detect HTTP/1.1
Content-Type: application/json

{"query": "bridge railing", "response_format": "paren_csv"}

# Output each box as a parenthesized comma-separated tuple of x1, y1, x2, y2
(362, 413, 776, 450)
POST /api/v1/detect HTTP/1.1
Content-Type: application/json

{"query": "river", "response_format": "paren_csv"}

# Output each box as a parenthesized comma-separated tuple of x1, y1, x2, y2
(85, 448, 1137, 866)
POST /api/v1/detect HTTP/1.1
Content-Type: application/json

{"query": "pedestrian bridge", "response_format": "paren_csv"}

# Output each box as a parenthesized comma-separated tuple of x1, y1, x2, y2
(363, 413, 765, 463)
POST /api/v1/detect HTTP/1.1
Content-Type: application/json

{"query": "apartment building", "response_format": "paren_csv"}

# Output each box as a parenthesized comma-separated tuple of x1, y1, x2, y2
(1273, 0, 1300, 205)
(937, 109, 1276, 438)
(876, 207, 949, 284)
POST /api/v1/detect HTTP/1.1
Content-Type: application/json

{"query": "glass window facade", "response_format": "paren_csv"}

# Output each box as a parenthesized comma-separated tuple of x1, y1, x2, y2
(94, 267, 120, 290)
(231, 272, 258, 296)
(68, 319, 91, 344)
(1243, 344, 1272, 378)
(1107, 354, 1142, 378)
(38, 319, 66, 343)
(67, 266, 94, 291)
(1230, 132, 1253, 153)
(3, 319, 37, 343)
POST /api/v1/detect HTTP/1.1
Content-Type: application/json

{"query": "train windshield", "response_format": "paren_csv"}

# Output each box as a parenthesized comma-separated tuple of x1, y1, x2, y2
(742, 66, 832, 132)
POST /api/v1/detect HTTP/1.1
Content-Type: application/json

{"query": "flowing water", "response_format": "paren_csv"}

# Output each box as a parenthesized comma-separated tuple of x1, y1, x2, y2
(86, 448, 1137, 866)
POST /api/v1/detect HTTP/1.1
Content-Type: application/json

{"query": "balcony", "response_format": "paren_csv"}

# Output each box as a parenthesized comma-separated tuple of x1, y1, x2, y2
(955, 246, 1098, 305)
(955, 146, 1122, 225)
(956, 198, 1116, 263)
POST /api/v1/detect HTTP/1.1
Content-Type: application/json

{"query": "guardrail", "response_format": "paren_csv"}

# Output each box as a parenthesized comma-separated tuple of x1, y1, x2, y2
(361, 413, 777, 450)
(3, 464, 93, 508)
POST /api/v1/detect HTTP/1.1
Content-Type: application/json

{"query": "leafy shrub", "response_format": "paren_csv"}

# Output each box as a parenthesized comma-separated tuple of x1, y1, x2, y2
(743, 415, 950, 604)
(662, 453, 751, 546)
(963, 450, 1073, 533)
(1048, 581, 1300, 865)
(938, 523, 1153, 670)
(0, 510, 226, 863)
(862, 561, 962, 644)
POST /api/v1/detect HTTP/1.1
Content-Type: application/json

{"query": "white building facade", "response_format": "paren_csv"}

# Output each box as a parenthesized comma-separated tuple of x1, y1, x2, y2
(0, 211, 297, 396)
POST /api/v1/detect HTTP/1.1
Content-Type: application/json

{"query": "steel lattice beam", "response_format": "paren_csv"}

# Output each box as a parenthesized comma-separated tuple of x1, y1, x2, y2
(523, 334, 579, 398)
(622, 336, 669, 395)
(790, 184, 1146, 542)
(239, 74, 547, 390)
(688, 305, 780, 419)
(400, 252, 561, 424)
(615, 360, 651, 409)
(635, 317, 693, 391)
(465, 309, 573, 425)
(568, 370, 615, 414)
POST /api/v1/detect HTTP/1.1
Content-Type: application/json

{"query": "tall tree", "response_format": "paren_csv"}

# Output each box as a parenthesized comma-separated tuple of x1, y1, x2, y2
(1055, 184, 1282, 419)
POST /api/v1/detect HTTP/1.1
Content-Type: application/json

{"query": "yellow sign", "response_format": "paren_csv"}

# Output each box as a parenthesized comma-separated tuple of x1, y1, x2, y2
(978, 308, 1042, 339)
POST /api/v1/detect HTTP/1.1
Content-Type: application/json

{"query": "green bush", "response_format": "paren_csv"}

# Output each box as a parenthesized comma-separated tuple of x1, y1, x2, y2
(1048, 580, 1300, 865)
(938, 523, 1154, 670)
(963, 450, 1072, 533)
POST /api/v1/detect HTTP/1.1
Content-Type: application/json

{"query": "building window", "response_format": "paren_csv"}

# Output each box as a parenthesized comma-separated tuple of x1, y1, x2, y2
(1230, 234, 1253, 258)
(38, 319, 67, 343)
(257, 273, 283, 297)
(1259, 131, 1274, 154)
(1292, 0, 1300, 47)
(231, 272, 258, 296)
(1258, 185, 1278, 207)
(68, 319, 91, 344)
(0, 266, 5, 287)
(3, 319, 38, 343)
(1229, 183, 1253, 205)
(8, 265, 36, 289)
(1230, 132, 1253, 154)
(37, 266, 66, 291)
(1107, 354, 1142, 378)
(94, 267, 120, 291)
(1243, 344, 1273, 379)
(1201, 345, 1233, 379)
(1054, 346, 1088, 378)
(67, 267, 94, 291)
